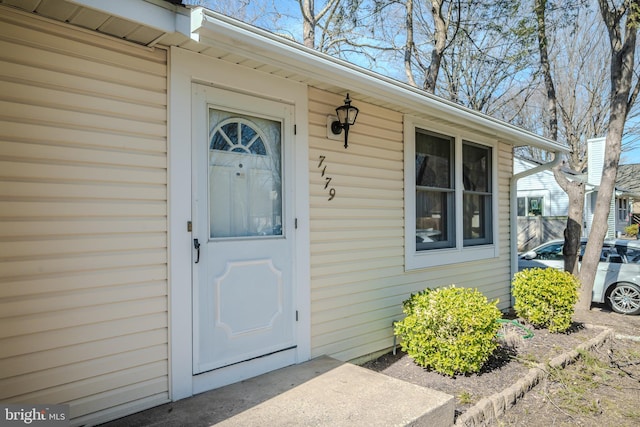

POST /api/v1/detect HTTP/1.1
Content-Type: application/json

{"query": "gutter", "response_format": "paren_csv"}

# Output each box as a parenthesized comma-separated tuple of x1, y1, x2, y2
(510, 153, 563, 295)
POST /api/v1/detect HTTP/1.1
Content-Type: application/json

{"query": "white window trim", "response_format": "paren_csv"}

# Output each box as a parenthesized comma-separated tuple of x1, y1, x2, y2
(517, 190, 551, 217)
(404, 116, 499, 270)
(618, 198, 629, 222)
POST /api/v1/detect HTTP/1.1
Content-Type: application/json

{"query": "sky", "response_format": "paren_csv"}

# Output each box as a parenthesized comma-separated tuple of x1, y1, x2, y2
(621, 145, 640, 165)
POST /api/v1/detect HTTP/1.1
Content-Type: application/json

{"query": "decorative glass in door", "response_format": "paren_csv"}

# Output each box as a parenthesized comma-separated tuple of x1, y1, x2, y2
(208, 109, 282, 239)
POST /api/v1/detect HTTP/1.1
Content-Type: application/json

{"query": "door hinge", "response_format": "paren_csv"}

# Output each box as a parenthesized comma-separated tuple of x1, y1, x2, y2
(296, 310, 299, 321)
(187, 221, 192, 232)
(295, 218, 298, 229)
(294, 124, 297, 135)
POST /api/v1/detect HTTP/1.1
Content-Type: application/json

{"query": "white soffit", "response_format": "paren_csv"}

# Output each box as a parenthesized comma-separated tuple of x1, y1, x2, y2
(0, 0, 186, 46)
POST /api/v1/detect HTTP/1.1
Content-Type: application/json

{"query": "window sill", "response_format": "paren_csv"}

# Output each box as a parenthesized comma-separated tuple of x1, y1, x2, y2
(405, 244, 498, 271)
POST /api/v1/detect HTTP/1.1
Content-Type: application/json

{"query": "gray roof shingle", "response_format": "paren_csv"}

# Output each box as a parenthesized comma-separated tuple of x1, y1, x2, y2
(616, 164, 640, 195)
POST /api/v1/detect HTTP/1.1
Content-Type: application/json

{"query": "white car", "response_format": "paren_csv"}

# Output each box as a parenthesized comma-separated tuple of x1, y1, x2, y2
(518, 239, 640, 315)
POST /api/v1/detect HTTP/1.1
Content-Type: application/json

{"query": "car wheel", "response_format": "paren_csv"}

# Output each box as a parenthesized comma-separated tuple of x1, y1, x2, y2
(608, 283, 640, 315)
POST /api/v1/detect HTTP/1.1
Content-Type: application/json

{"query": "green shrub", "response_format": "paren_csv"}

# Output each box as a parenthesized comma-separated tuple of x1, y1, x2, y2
(625, 223, 639, 237)
(394, 285, 502, 376)
(512, 268, 579, 333)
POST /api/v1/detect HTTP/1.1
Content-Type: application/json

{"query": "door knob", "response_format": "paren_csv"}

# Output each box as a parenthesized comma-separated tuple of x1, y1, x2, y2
(193, 238, 201, 263)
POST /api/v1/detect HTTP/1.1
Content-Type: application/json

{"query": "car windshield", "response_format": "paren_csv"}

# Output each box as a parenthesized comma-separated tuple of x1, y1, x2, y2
(535, 243, 563, 260)
(613, 244, 640, 264)
(533, 240, 640, 264)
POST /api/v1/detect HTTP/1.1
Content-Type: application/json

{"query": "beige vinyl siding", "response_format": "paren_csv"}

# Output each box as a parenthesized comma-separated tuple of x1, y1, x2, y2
(497, 142, 514, 261)
(308, 88, 404, 362)
(308, 88, 513, 362)
(482, 141, 515, 304)
(0, 9, 168, 425)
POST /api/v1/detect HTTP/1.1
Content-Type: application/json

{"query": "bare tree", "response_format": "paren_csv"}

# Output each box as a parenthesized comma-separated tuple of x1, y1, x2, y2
(404, 0, 419, 86)
(201, 0, 276, 27)
(518, 0, 611, 277)
(535, 0, 558, 140)
(439, 1, 536, 115)
(388, 0, 539, 109)
(203, 0, 366, 56)
(380, 0, 460, 92)
(299, 0, 345, 49)
(534, 0, 584, 274)
(423, 0, 451, 92)
(578, 0, 640, 311)
(552, 22, 610, 268)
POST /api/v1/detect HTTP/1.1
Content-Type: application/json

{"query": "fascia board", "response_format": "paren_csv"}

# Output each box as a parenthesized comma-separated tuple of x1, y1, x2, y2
(194, 10, 569, 154)
(67, 0, 183, 33)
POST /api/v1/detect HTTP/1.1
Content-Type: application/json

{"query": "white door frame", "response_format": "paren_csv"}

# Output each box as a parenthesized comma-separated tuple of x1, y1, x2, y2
(168, 47, 310, 400)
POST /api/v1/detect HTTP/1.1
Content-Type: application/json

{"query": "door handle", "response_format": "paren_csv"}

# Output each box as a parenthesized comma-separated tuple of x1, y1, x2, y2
(193, 238, 201, 263)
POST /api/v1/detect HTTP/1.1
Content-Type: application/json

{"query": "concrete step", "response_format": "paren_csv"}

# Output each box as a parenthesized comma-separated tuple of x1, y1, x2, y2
(102, 356, 455, 427)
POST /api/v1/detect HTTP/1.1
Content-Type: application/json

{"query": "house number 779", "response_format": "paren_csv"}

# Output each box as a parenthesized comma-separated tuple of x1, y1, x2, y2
(318, 155, 336, 201)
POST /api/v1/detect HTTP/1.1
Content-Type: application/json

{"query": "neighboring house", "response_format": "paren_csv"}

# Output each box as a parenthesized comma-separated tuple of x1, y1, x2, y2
(582, 138, 640, 238)
(514, 157, 577, 218)
(513, 157, 583, 250)
(0, 1, 568, 425)
(616, 163, 640, 219)
(516, 137, 640, 249)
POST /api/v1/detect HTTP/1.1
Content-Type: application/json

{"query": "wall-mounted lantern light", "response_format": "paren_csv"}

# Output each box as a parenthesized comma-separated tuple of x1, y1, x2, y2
(330, 93, 359, 148)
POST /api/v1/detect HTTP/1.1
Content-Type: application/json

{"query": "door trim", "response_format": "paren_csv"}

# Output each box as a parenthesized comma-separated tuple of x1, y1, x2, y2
(168, 46, 310, 400)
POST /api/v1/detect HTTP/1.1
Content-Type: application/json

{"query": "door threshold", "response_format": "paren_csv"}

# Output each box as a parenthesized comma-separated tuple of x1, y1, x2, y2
(196, 345, 298, 375)
(192, 347, 297, 394)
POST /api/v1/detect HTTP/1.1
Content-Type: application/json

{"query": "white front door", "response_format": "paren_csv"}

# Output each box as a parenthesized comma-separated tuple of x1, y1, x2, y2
(192, 84, 296, 378)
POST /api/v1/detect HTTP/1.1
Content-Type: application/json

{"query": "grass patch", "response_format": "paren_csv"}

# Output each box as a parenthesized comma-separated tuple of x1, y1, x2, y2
(514, 353, 539, 367)
(623, 409, 640, 420)
(546, 349, 612, 416)
(457, 391, 473, 405)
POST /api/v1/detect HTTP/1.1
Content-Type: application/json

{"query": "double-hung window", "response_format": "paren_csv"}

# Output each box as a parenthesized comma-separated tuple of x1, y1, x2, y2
(517, 196, 544, 216)
(405, 118, 497, 269)
(463, 141, 493, 246)
(618, 198, 628, 222)
(415, 129, 455, 250)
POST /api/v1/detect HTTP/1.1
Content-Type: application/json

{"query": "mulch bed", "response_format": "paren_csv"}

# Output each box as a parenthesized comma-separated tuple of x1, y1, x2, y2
(361, 319, 602, 420)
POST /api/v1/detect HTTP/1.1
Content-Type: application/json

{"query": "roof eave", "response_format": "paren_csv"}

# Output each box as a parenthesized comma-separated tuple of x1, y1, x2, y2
(193, 9, 568, 154)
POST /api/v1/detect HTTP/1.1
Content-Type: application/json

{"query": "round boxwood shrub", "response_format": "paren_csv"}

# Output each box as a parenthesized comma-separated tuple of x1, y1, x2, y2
(625, 223, 639, 238)
(512, 267, 579, 333)
(394, 285, 502, 376)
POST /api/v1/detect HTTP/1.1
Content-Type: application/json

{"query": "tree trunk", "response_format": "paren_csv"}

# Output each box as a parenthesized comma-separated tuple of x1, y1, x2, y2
(423, 0, 446, 93)
(536, 0, 586, 275)
(552, 163, 585, 276)
(578, 0, 640, 311)
(301, 0, 315, 48)
(578, 128, 623, 310)
(404, 0, 418, 87)
(534, 0, 558, 140)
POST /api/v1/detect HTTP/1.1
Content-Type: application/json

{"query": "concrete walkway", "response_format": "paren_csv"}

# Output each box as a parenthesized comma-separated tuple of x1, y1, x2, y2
(101, 356, 454, 426)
